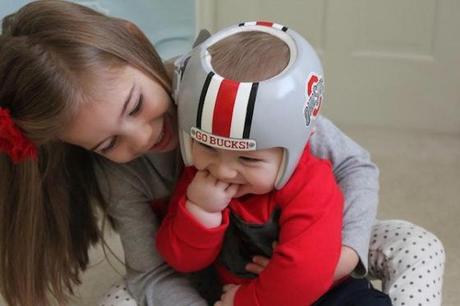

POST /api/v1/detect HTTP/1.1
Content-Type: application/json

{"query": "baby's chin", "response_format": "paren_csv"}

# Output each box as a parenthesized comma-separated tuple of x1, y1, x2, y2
(233, 185, 249, 199)
(233, 186, 265, 198)
(233, 190, 247, 199)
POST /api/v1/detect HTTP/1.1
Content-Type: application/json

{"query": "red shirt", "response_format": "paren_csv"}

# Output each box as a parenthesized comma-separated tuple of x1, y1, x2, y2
(156, 146, 343, 305)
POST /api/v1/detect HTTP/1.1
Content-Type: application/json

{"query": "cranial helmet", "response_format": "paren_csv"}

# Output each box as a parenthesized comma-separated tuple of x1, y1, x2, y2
(173, 21, 325, 189)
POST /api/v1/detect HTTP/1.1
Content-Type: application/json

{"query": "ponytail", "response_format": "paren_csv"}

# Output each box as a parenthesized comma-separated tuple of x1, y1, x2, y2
(0, 142, 106, 306)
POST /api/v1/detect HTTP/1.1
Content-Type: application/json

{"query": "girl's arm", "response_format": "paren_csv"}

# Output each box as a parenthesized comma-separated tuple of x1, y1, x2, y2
(309, 115, 380, 277)
(96, 155, 207, 306)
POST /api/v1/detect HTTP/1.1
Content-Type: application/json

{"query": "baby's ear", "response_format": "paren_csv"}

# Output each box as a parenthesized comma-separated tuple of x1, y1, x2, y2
(193, 29, 211, 47)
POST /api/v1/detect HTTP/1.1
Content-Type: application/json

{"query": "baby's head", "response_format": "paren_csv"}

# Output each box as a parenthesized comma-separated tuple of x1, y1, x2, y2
(175, 22, 325, 189)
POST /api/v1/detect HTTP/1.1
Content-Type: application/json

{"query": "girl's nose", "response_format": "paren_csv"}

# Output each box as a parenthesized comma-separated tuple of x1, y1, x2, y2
(126, 121, 151, 153)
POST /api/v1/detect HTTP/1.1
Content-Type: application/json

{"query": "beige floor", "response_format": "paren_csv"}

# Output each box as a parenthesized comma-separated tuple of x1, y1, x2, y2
(2, 125, 458, 306)
(352, 125, 460, 306)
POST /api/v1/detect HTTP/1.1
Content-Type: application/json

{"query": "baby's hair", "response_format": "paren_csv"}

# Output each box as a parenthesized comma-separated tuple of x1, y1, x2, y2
(0, 1, 169, 305)
(208, 31, 290, 82)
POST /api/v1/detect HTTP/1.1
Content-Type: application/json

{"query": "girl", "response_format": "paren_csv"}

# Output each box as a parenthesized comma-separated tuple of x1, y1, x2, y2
(0, 1, 444, 306)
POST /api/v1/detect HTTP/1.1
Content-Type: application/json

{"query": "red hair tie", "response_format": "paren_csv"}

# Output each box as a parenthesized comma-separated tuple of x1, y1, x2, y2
(0, 107, 38, 163)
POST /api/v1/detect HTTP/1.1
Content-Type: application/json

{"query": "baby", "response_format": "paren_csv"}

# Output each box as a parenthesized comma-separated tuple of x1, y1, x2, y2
(157, 21, 391, 306)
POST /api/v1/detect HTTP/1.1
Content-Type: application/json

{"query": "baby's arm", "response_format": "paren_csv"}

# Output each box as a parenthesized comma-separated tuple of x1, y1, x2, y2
(156, 167, 230, 272)
(309, 116, 379, 277)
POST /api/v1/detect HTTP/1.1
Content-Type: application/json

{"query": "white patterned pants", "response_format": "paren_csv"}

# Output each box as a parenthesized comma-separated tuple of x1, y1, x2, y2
(98, 220, 445, 306)
(368, 220, 445, 306)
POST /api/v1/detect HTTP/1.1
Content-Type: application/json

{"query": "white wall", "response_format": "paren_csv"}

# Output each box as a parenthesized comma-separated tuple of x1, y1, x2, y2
(196, 0, 460, 134)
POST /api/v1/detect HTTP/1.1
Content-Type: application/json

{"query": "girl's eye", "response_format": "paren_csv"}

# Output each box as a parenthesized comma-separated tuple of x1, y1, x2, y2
(101, 136, 118, 153)
(129, 94, 143, 116)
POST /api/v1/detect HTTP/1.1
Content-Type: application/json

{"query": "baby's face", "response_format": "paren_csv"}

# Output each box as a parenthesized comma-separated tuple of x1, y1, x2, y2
(191, 140, 283, 197)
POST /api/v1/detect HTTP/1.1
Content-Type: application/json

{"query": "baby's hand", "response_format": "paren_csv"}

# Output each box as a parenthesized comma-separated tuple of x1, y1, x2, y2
(245, 255, 270, 275)
(186, 170, 238, 213)
(245, 242, 277, 274)
(214, 284, 240, 306)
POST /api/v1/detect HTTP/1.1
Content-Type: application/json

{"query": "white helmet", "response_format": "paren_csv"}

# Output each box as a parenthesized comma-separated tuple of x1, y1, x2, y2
(174, 21, 324, 189)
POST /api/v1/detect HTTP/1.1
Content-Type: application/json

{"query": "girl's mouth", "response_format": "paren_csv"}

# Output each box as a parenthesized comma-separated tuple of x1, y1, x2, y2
(150, 115, 172, 151)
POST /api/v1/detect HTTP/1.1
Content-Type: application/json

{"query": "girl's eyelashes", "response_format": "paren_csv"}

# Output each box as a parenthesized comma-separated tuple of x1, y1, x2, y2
(100, 136, 118, 153)
(98, 94, 143, 154)
(129, 94, 143, 116)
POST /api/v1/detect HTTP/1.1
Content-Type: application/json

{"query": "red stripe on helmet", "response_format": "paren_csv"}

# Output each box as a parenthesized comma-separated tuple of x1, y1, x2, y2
(213, 79, 240, 137)
(256, 21, 273, 27)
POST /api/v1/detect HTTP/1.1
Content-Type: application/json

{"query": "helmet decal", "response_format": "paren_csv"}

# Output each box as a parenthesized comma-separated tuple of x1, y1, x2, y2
(191, 127, 256, 151)
(304, 73, 324, 127)
(239, 21, 288, 32)
(196, 72, 259, 139)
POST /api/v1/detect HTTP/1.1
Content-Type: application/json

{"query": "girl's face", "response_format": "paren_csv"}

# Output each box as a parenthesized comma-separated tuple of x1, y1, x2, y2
(61, 65, 178, 163)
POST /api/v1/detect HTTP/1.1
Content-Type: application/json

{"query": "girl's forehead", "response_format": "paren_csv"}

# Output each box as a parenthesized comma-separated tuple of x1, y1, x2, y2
(60, 67, 137, 147)
(82, 65, 132, 98)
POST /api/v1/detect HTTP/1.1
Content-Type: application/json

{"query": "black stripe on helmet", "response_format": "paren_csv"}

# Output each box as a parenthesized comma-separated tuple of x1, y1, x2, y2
(196, 72, 215, 128)
(242, 82, 259, 138)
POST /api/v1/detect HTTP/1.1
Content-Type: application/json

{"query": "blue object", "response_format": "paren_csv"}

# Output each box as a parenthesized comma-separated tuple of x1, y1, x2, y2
(0, 0, 196, 60)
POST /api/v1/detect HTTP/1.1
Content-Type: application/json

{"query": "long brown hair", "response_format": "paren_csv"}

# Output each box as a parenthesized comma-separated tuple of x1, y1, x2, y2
(0, 1, 170, 305)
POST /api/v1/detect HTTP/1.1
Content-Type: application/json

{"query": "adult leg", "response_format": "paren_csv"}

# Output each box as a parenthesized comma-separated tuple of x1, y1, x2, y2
(368, 220, 445, 306)
(98, 279, 137, 306)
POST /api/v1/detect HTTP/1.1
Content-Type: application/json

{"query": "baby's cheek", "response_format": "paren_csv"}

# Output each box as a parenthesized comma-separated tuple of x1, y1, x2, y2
(251, 175, 275, 194)
(193, 162, 207, 172)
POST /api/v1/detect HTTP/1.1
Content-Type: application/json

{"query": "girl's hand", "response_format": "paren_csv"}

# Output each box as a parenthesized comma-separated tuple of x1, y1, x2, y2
(186, 170, 238, 213)
(214, 284, 240, 306)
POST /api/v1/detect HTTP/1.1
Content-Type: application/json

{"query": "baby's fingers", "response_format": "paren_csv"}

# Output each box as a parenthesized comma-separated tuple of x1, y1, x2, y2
(215, 179, 229, 190)
(222, 284, 237, 292)
(195, 170, 210, 181)
(245, 255, 270, 274)
(225, 183, 239, 197)
(245, 262, 264, 274)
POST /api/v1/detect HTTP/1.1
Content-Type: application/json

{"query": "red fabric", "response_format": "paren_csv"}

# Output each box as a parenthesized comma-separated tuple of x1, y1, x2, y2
(150, 198, 170, 222)
(0, 108, 37, 163)
(156, 146, 343, 306)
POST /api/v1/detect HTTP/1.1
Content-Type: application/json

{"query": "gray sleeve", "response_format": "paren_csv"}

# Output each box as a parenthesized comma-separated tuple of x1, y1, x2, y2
(97, 158, 207, 306)
(309, 116, 379, 276)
